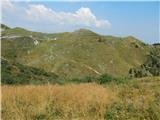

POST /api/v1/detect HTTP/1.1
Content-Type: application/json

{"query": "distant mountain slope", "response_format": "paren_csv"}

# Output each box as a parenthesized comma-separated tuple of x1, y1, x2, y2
(1, 24, 152, 79)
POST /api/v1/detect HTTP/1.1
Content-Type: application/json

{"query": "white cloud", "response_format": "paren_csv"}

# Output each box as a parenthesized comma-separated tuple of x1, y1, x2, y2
(26, 5, 111, 28)
(2, 0, 111, 30)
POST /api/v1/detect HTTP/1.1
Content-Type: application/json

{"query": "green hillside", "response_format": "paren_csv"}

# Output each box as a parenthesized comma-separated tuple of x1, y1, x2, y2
(1, 58, 59, 85)
(1, 24, 153, 79)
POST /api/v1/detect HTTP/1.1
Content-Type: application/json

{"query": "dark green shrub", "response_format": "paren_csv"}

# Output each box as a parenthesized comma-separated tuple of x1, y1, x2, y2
(97, 74, 114, 84)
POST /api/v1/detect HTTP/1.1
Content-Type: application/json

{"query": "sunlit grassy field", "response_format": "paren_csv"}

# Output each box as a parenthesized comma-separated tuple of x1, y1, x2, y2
(2, 77, 160, 120)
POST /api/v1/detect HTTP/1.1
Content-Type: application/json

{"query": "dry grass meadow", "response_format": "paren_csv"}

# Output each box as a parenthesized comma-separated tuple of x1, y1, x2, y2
(2, 83, 117, 120)
(2, 77, 160, 120)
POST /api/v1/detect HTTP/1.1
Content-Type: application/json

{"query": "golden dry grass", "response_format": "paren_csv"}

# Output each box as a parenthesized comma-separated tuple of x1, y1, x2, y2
(2, 83, 117, 120)
(2, 77, 160, 120)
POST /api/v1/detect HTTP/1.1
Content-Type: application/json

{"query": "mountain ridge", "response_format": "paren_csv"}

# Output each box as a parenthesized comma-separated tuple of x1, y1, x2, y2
(1, 24, 147, 43)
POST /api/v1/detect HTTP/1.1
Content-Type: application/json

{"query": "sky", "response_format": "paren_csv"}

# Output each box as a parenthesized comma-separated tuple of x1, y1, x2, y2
(1, 0, 160, 44)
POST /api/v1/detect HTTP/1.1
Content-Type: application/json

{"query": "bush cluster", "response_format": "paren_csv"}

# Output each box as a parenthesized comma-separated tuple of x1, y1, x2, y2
(129, 46, 160, 78)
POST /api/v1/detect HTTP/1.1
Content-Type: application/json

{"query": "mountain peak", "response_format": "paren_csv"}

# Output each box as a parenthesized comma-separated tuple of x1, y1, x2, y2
(1, 24, 10, 30)
(73, 28, 98, 36)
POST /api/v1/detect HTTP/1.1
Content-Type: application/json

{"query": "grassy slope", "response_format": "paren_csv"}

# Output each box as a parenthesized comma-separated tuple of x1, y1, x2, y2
(1, 24, 151, 79)
(2, 77, 160, 120)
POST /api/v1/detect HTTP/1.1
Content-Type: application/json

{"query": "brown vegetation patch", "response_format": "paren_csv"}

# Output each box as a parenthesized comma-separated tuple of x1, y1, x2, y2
(2, 83, 115, 120)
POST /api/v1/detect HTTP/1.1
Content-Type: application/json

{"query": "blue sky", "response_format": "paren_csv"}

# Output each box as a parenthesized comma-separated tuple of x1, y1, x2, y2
(2, 0, 159, 44)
